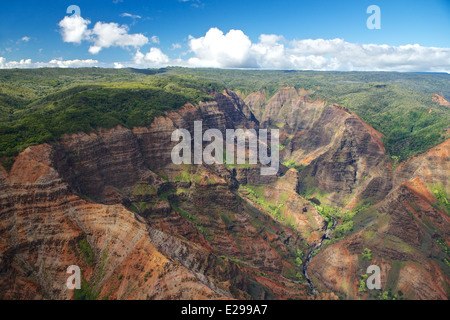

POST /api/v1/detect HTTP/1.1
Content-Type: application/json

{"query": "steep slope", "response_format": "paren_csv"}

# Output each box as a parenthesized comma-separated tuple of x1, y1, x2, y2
(245, 86, 449, 299)
(0, 89, 329, 300)
(244, 87, 325, 133)
(238, 168, 326, 245)
(244, 88, 392, 209)
(0, 144, 227, 300)
(307, 140, 450, 300)
(1, 79, 448, 301)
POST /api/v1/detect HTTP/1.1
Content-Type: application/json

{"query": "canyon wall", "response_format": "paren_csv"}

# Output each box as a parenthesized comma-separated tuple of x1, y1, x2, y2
(1, 86, 448, 300)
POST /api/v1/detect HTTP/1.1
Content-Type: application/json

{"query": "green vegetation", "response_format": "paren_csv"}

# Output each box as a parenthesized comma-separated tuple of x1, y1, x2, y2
(73, 277, 100, 300)
(169, 68, 450, 100)
(78, 237, 95, 266)
(170, 68, 450, 161)
(1, 157, 14, 172)
(295, 249, 304, 266)
(444, 258, 450, 268)
(73, 249, 109, 300)
(282, 159, 304, 171)
(431, 184, 450, 215)
(436, 238, 450, 255)
(1, 68, 449, 164)
(144, 269, 153, 282)
(279, 136, 292, 151)
(0, 70, 217, 158)
(220, 212, 233, 227)
(240, 185, 287, 224)
(133, 183, 157, 196)
(331, 202, 372, 238)
(174, 169, 190, 182)
(0, 84, 208, 157)
(435, 237, 450, 267)
(129, 204, 139, 213)
(311, 83, 449, 161)
(362, 248, 373, 261)
(334, 220, 354, 238)
(358, 274, 368, 293)
(171, 201, 200, 225)
(312, 204, 337, 230)
(166, 193, 213, 240)
(377, 289, 400, 300)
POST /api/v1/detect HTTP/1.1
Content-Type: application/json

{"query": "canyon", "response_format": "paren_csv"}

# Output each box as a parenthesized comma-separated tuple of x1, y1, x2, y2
(0, 70, 449, 300)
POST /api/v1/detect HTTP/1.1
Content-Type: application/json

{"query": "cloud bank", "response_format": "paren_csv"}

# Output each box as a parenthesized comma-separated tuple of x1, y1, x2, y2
(0, 57, 98, 69)
(2, 26, 450, 73)
(132, 28, 450, 73)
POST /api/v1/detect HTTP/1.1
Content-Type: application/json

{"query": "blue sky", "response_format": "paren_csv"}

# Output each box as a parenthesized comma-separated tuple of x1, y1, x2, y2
(1, 0, 449, 71)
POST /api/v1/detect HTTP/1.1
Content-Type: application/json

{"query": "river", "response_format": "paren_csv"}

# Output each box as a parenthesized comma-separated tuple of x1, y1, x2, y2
(302, 215, 338, 295)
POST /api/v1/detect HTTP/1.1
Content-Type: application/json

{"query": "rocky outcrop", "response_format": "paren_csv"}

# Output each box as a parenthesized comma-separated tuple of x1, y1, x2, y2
(255, 169, 326, 245)
(282, 105, 392, 207)
(433, 94, 450, 108)
(308, 140, 450, 300)
(54, 89, 258, 204)
(244, 87, 325, 133)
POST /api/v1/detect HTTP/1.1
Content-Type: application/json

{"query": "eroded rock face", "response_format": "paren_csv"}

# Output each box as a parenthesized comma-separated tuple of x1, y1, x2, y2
(55, 89, 258, 204)
(244, 87, 325, 133)
(308, 235, 361, 299)
(0, 144, 227, 300)
(308, 140, 450, 300)
(0, 90, 312, 300)
(396, 262, 448, 300)
(245, 88, 449, 300)
(258, 169, 326, 245)
(1, 86, 449, 300)
(281, 105, 392, 207)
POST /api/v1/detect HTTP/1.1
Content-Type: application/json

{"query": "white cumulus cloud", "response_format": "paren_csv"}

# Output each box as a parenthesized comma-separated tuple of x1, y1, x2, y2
(59, 16, 150, 55)
(88, 22, 149, 54)
(134, 48, 169, 67)
(114, 62, 124, 69)
(59, 15, 91, 44)
(187, 28, 255, 68)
